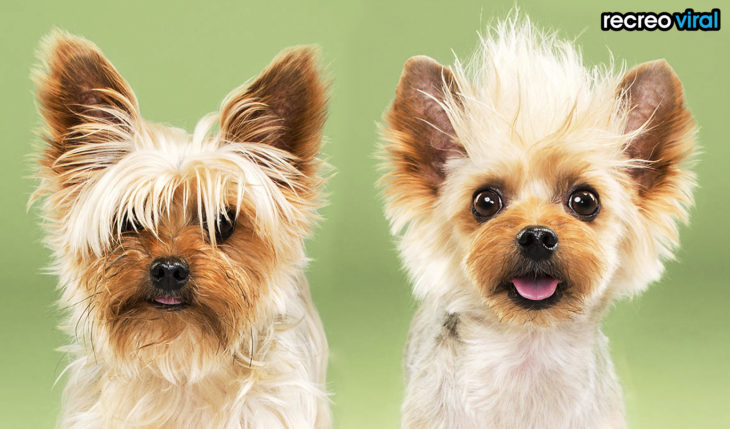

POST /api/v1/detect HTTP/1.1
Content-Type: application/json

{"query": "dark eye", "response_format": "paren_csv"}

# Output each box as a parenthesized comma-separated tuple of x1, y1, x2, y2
(472, 188, 503, 222)
(119, 214, 141, 234)
(214, 209, 237, 243)
(568, 189, 600, 219)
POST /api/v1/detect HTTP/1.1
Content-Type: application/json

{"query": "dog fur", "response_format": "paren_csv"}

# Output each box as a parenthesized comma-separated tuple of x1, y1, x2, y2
(31, 31, 331, 429)
(381, 17, 696, 429)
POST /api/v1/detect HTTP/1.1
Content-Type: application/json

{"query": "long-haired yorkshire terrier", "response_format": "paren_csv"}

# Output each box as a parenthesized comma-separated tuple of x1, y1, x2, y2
(31, 31, 331, 428)
(381, 17, 696, 429)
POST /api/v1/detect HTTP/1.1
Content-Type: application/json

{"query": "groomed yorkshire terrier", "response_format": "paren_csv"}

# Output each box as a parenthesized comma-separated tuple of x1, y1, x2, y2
(31, 31, 331, 429)
(381, 17, 696, 429)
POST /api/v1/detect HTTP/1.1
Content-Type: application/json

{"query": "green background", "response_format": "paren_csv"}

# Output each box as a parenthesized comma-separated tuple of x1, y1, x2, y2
(1, 0, 728, 427)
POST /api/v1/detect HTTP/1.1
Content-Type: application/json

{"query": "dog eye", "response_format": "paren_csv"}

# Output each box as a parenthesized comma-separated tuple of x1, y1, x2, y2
(472, 188, 503, 222)
(119, 214, 142, 234)
(214, 209, 237, 243)
(568, 189, 600, 219)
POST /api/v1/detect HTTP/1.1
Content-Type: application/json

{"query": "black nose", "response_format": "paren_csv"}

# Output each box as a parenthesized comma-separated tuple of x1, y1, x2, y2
(516, 226, 558, 261)
(150, 257, 190, 291)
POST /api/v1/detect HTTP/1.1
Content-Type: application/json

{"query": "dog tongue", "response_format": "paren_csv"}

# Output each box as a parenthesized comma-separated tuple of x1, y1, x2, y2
(512, 277, 559, 301)
(155, 297, 182, 305)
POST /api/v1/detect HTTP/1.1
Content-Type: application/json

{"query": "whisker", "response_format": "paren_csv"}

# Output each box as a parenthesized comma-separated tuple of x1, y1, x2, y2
(61, 291, 102, 310)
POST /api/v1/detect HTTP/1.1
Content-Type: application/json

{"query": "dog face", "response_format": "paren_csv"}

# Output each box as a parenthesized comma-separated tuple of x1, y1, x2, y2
(32, 32, 328, 374)
(382, 26, 695, 326)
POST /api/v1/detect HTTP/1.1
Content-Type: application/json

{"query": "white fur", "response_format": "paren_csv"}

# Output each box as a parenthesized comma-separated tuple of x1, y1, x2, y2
(403, 294, 624, 429)
(37, 113, 308, 258)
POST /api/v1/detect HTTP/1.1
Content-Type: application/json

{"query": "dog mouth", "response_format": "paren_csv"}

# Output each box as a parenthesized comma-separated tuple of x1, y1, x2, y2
(148, 294, 189, 311)
(497, 267, 567, 310)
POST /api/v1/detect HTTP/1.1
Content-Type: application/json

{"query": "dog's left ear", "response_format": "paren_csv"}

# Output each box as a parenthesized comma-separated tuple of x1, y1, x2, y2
(619, 60, 696, 197)
(219, 47, 328, 178)
(617, 59, 696, 264)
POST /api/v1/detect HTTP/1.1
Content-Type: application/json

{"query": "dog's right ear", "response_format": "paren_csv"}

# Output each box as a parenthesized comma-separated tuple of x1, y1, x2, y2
(382, 56, 465, 203)
(34, 31, 139, 180)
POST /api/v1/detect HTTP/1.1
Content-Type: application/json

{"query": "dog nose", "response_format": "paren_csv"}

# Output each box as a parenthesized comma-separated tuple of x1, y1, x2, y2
(150, 257, 190, 291)
(516, 226, 558, 261)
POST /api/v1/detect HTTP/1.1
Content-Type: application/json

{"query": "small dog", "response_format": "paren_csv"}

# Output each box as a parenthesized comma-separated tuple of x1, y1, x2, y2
(31, 31, 331, 428)
(381, 17, 696, 429)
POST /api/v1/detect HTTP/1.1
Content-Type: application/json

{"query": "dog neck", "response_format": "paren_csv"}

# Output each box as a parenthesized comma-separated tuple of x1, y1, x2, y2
(402, 296, 625, 429)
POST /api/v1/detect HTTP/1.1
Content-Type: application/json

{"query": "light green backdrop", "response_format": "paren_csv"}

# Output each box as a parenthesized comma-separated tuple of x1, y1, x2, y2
(1, 0, 728, 428)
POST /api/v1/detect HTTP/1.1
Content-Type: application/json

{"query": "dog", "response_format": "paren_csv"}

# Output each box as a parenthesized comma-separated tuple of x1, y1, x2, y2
(31, 31, 331, 428)
(381, 17, 696, 429)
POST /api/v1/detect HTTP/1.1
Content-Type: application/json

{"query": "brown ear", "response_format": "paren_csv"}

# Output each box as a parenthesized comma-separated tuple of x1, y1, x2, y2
(384, 56, 464, 196)
(219, 47, 328, 177)
(618, 60, 696, 195)
(34, 30, 139, 175)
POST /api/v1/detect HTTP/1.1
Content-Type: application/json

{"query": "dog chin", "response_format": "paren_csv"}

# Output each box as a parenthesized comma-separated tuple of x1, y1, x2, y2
(109, 296, 229, 346)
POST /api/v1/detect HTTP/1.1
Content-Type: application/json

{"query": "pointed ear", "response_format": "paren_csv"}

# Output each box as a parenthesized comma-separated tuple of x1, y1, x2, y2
(615, 60, 697, 294)
(618, 60, 696, 195)
(34, 30, 139, 176)
(383, 56, 464, 197)
(219, 47, 328, 177)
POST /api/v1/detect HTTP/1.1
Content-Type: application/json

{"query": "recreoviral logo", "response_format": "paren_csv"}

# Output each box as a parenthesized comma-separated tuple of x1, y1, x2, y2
(602, 8, 721, 31)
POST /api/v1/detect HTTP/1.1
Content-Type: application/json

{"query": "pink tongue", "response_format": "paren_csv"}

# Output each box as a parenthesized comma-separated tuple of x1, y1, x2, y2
(512, 277, 559, 301)
(154, 297, 182, 305)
